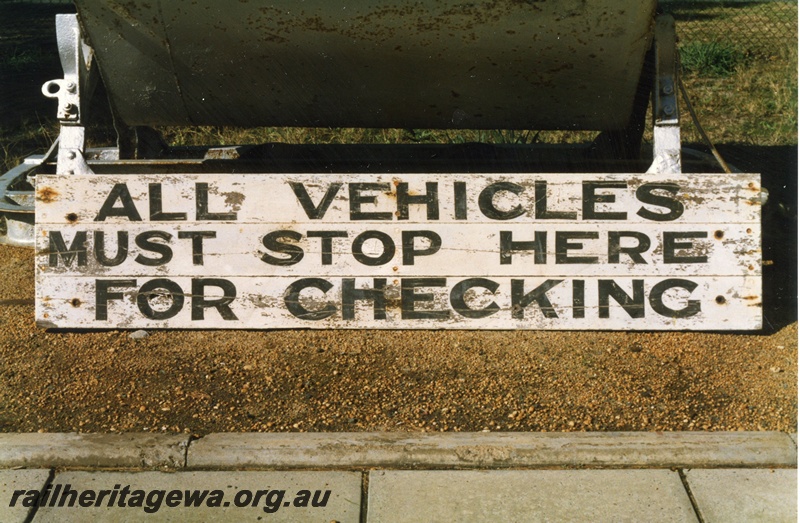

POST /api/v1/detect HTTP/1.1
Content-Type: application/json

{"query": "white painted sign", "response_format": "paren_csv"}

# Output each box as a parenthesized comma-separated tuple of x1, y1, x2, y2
(35, 173, 762, 330)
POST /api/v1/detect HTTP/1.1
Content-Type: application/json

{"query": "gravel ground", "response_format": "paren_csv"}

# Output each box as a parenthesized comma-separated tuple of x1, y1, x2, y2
(0, 243, 795, 435)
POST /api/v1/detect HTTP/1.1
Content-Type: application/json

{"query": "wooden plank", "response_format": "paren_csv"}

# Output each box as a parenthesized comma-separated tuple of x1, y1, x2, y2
(34, 173, 762, 224)
(35, 172, 762, 330)
(35, 223, 760, 278)
(37, 276, 761, 330)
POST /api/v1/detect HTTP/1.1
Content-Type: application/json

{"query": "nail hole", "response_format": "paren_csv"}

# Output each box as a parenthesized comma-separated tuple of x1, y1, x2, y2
(66, 212, 78, 223)
(746, 228, 752, 234)
(715, 296, 726, 305)
(70, 298, 81, 307)
(714, 230, 724, 240)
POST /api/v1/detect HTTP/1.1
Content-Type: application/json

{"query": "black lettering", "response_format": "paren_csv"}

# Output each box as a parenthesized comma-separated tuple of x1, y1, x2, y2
(178, 231, 216, 265)
(349, 183, 393, 220)
(79, 491, 95, 508)
(582, 181, 627, 220)
(165, 490, 181, 508)
(196, 182, 237, 221)
(94, 183, 142, 222)
(311, 490, 330, 508)
(263, 491, 285, 514)
(555, 231, 599, 264)
(511, 279, 563, 319)
(478, 182, 525, 220)
(48, 231, 87, 267)
(598, 280, 645, 318)
(535, 181, 577, 220)
(608, 231, 651, 264)
(284, 278, 337, 320)
(573, 280, 585, 318)
(95, 279, 136, 320)
(134, 230, 173, 266)
(137, 279, 184, 320)
(450, 278, 500, 319)
(401, 278, 449, 320)
(636, 183, 684, 222)
(307, 231, 347, 265)
(57, 484, 78, 507)
(94, 231, 128, 266)
(191, 278, 238, 320)
(290, 182, 341, 219)
(352, 230, 395, 266)
(261, 230, 304, 266)
(148, 183, 187, 221)
(396, 182, 439, 220)
(402, 230, 442, 265)
(293, 490, 311, 508)
(37, 485, 52, 507)
(9, 489, 25, 507)
(342, 278, 387, 320)
(664, 232, 708, 264)
(454, 181, 468, 220)
(649, 278, 701, 318)
(21, 491, 38, 508)
(500, 231, 547, 265)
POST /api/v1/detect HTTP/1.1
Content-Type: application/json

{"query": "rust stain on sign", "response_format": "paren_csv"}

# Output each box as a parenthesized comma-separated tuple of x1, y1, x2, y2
(36, 186, 59, 203)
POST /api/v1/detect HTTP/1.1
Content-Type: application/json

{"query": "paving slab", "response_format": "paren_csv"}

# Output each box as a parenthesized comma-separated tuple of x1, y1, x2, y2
(367, 469, 697, 522)
(31, 470, 362, 522)
(684, 468, 797, 523)
(0, 433, 189, 469)
(188, 431, 797, 469)
(1, 469, 51, 523)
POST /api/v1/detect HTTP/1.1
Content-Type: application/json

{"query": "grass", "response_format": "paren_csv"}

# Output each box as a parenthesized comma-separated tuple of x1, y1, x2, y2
(680, 41, 746, 77)
(679, 41, 797, 146)
(1, 2, 796, 171)
(156, 126, 595, 150)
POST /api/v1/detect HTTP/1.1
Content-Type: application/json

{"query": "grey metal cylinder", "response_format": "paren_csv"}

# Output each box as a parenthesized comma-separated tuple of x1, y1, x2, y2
(75, 0, 657, 130)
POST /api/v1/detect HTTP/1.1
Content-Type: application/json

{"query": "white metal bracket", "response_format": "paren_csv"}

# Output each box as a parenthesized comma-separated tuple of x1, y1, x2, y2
(41, 14, 98, 175)
(647, 15, 682, 174)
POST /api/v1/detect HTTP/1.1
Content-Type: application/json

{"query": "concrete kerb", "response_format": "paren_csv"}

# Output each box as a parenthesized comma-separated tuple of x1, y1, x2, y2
(186, 431, 798, 470)
(0, 433, 189, 469)
(0, 432, 795, 470)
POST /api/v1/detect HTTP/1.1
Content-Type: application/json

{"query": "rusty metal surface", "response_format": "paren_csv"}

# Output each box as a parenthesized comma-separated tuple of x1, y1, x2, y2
(74, 0, 656, 130)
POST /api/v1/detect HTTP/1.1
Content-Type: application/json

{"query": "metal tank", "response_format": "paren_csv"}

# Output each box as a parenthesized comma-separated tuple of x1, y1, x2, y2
(2, 0, 688, 249)
(73, 0, 657, 131)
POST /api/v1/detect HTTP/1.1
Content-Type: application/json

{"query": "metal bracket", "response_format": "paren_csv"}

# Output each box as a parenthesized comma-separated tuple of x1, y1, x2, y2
(647, 15, 681, 174)
(41, 14, 98, 175)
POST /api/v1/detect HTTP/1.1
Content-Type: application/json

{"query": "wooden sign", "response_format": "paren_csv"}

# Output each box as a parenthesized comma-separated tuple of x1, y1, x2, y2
(35, 173, 762, 330)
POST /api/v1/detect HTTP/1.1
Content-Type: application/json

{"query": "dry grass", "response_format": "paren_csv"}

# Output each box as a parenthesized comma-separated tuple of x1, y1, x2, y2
(680, 42, 797, 146)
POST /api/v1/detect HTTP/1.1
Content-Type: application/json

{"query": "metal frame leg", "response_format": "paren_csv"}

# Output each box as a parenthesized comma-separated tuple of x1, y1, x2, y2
(647, 15, 682, 174)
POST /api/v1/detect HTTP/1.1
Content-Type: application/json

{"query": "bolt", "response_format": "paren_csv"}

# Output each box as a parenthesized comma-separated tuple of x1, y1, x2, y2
(66, 81, 76, 93)
(662, 84, 674, 95)
(66, 151, 76, 160)
(663, 104, 675, 116)
(65, 103, 77, 113)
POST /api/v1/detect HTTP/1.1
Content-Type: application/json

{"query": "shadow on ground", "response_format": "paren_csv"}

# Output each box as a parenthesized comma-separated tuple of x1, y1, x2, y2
(715, 144, 797, 333)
